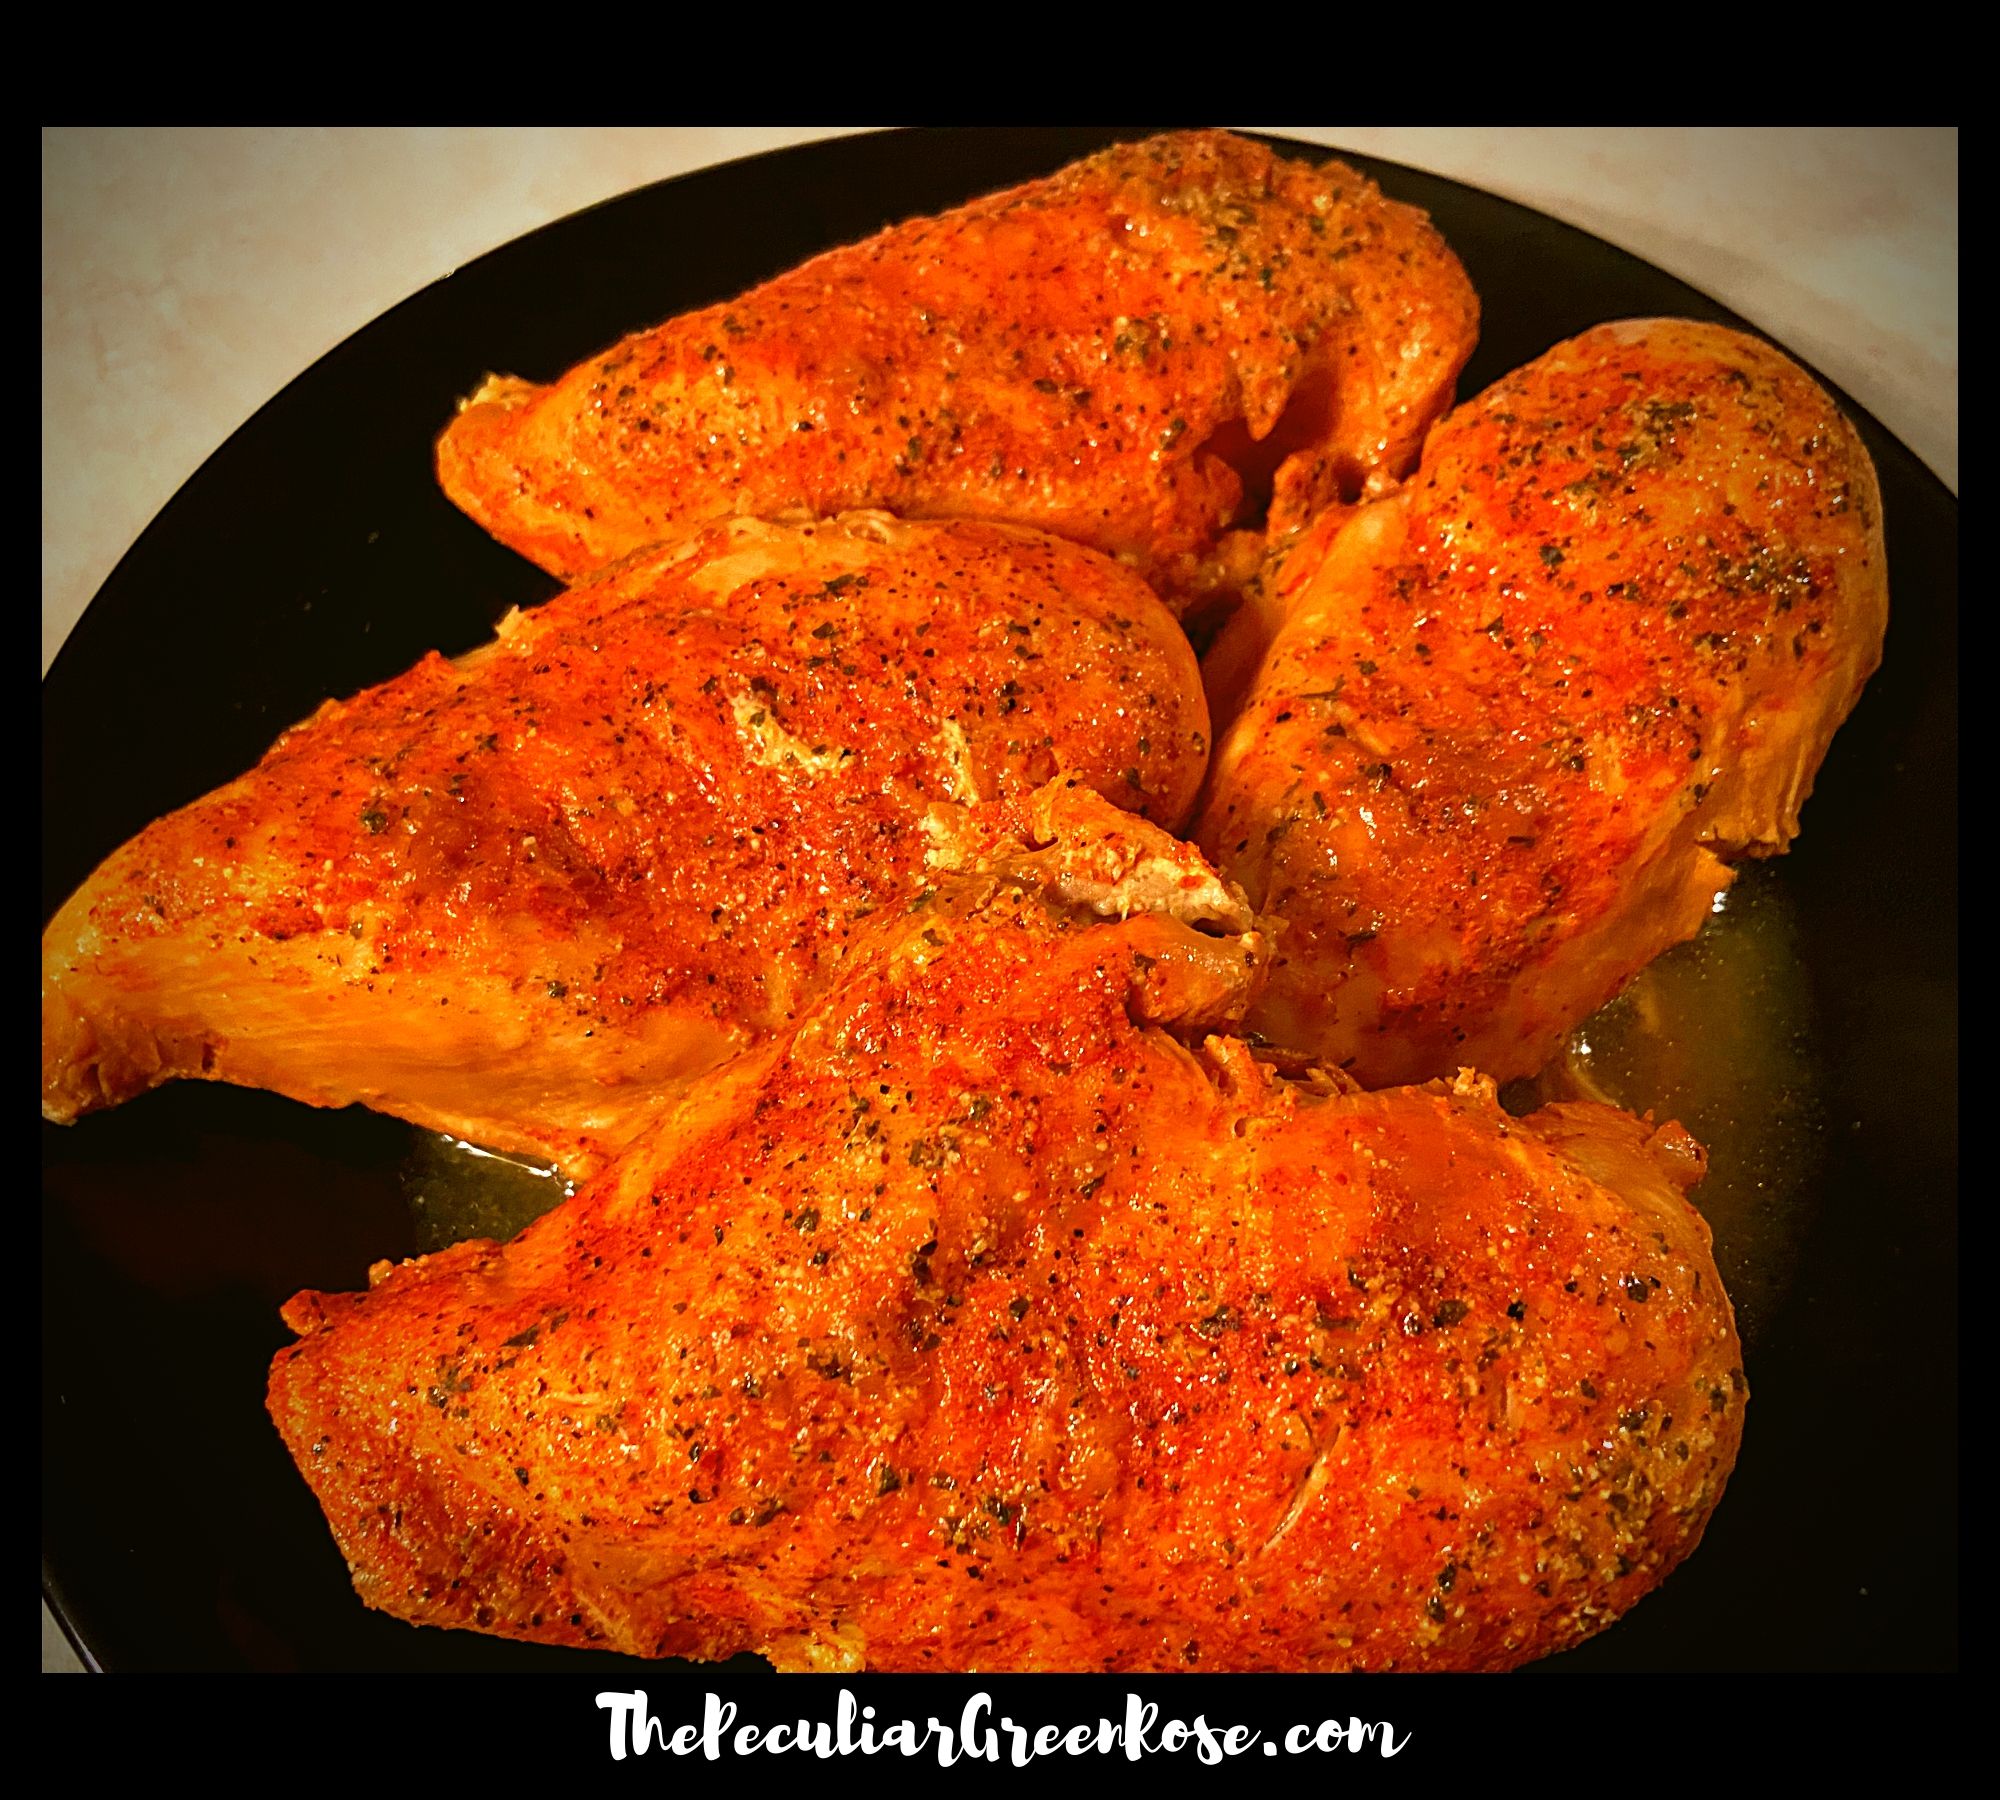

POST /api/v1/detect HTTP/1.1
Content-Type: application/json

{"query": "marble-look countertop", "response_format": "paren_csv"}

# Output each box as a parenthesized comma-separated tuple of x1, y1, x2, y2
(39, 126, 1956, 1671)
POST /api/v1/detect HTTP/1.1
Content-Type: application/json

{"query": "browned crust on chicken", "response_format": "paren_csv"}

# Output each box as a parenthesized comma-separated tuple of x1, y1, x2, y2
(1197, 319, 1888, 1086)
(42, 516, 1207, 1173)
(269, 787, 1742, 1672)
(435, 131, 1478, 607)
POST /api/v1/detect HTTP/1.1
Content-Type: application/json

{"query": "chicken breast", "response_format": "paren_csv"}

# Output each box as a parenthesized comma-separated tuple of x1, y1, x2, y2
(436, 130, 1478, 610)
(1196, 319, 1888, 1087)
(269, 783, 1742, 1673)
(42, 515, 1206, 1174)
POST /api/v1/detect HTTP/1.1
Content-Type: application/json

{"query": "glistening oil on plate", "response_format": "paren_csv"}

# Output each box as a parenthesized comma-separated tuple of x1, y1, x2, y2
(1513, 860, 1824, 1345)
(400, 862, 1821, 1347)
(402, 1133, 573, 1255)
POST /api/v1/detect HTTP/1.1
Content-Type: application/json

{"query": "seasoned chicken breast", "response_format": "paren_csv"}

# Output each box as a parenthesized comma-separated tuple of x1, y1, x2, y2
(436, 130, 1478, 609)
(42, 516, 1206, 1174)
(269, 784, 1742, 1673)
(1196, 319, 1888, 1087)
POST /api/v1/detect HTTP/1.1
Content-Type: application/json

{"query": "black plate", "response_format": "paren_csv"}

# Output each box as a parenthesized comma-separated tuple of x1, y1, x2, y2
(41, 128, 1959, 1673)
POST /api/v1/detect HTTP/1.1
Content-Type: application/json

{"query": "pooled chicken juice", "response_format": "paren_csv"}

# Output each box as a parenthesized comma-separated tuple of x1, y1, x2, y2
(1522, 860, 1823, 1345)
(401, 1134, 572, 1254)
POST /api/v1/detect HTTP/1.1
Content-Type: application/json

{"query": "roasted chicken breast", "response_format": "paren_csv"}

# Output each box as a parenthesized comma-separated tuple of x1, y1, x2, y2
(436, 130, 1478, 609)
(42, 515, 1206, 1173)
(1196, 319, 1887, 1087)
(269, 784, 1743, 1673)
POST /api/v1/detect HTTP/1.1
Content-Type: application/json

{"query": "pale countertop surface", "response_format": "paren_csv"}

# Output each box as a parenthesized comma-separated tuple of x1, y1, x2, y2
(40, 125, 1957, 1671)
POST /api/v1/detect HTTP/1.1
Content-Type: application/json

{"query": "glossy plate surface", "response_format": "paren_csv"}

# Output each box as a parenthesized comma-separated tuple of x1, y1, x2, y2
(41, 128, 1959, 1672)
